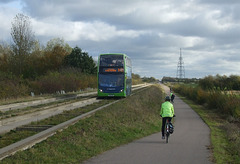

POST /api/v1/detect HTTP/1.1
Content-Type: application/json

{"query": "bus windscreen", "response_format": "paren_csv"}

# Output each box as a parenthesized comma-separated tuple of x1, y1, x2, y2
(100, 55, 124, 67)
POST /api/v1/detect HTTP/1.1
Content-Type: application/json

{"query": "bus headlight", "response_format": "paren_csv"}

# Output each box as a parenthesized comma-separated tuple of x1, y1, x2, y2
(99, 89, 103, 92)
(120, 89, 123, 92)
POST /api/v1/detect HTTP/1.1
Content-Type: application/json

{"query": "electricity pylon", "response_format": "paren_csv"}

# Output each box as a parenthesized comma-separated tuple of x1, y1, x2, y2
(176, 48, 185, 80)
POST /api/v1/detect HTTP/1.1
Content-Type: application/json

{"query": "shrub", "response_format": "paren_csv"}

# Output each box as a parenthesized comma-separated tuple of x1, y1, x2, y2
(0, 72, 30, 100)
(223, 95, 240, 117)
(199, 75, 240, 90)
(0, 80, 29, 100)
(31, 69, 97, 94)
(36, 72, 63, 93)
(196, 88, 208, 105)
(173, 84, 240, 118)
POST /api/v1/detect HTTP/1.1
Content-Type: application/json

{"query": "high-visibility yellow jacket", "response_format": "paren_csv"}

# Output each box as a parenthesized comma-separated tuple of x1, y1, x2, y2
(160, 101, 174, 117)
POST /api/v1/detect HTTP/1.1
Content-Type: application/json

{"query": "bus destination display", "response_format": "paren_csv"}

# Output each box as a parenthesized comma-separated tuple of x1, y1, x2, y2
(103, 68, 124, 72)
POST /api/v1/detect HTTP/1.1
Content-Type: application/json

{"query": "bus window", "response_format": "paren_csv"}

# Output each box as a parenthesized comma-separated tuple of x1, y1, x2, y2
(100, 55, 123, 67)
(99, 74, 124, 87)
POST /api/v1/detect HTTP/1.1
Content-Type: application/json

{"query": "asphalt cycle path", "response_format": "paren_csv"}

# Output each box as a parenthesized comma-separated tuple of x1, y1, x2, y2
(83, 84, 212, 164)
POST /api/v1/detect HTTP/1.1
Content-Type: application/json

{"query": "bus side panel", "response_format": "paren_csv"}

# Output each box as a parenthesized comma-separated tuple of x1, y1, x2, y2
(126, 67, 132, 96)
(125, 56, 132, 96)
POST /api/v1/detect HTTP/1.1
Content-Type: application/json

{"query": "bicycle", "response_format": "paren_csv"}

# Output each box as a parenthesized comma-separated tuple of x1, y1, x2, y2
(165, 119, 171, 143)
(165, 116, 175, 143)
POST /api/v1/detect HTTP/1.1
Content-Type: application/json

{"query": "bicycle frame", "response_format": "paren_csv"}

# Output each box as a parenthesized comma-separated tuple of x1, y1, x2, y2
(165, 119, 171, 143)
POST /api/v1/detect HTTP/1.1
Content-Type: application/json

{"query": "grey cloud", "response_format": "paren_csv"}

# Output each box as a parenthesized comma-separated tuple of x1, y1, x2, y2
(1, 0, 240, 79)
(197, 0, 240, 5)
(197, 1, 240, 22)
(22, 0, 138, 20)
(0, 0, 16, 3)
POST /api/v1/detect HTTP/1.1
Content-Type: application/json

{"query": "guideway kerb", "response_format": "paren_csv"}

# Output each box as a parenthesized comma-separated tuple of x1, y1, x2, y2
(0, 100, 120, 160)
(0, 84, 150, 160)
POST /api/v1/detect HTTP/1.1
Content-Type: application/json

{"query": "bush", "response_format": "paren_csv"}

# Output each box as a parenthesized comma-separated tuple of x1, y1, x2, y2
(0, 72, 29, 99)
(199, 75, 240, 90)
(35, 72, 63, 94)
(31, 69, 97, 94)
(223, 95, 240, 117)
(207, 90, 227, 111)
(173, 84, 240, 118)
(196, 88, 208, 105)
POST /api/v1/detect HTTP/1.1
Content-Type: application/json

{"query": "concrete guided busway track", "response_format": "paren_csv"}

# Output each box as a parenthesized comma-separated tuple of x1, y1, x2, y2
(0, 84, 149, 134)
(0, 84, 150, 160)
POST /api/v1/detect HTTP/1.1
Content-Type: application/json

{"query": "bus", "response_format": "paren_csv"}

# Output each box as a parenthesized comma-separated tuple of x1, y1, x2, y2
(97, 53, 132, 97)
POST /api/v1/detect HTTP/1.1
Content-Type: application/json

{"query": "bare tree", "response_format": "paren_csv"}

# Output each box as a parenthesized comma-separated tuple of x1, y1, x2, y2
(11, 13, 35, 75)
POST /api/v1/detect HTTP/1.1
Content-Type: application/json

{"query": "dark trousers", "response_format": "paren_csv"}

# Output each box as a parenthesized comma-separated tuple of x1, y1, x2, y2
(162, 117, 172, 136)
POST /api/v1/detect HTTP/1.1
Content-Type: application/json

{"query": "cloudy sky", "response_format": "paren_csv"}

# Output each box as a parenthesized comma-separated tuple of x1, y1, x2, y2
(1, 0, 240, 79)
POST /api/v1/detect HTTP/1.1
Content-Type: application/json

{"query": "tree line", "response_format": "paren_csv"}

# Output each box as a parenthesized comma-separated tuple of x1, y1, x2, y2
(0, 15, 96, 79)
(162, 75, 240, 91)
(199, 74, 240, 90)
(161, 76, 200, 83)
(0, 13, 97, 99)
(0, 13, 152, 100)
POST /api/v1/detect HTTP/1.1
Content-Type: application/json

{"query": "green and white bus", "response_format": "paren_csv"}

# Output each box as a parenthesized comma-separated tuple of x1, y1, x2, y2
(97, 53, 132, 97)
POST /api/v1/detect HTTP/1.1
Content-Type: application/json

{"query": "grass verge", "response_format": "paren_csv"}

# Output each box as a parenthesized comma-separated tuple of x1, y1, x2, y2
(1, 85, 164, 163)
(178, 95, 240, 163)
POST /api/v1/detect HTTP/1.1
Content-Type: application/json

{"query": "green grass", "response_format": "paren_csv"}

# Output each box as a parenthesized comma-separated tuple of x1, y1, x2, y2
(179, 95, 240, 163)
(0, 130, 38, 149)
(1, 85, 164, 163)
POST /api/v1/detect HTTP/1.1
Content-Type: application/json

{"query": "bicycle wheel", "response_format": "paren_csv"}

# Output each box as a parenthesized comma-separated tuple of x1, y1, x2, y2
(166, 132, 169, 143)
(166, 124, 170, 143)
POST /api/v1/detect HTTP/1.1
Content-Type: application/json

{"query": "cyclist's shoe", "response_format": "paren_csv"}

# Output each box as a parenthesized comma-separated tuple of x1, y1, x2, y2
(162, 136, 165, 139)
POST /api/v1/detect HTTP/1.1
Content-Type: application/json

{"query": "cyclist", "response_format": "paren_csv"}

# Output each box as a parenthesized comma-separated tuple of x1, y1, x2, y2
(170, 92, 175, 103)
(160, 96, 175, 139)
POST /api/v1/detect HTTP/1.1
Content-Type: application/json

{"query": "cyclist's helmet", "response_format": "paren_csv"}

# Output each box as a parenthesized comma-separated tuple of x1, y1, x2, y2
(165, 96, 170, 101)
